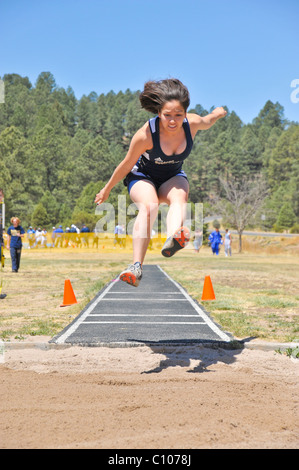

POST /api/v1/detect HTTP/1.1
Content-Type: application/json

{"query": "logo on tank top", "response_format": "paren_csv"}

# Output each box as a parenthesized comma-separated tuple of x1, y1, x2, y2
(154, 157, 176, 165)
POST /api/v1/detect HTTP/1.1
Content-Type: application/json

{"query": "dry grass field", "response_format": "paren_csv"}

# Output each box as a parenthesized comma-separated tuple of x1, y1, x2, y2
(1, 234, 298, 343)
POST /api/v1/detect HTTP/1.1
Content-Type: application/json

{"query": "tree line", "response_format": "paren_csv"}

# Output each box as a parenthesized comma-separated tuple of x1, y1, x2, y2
(0, 71, 298, 233)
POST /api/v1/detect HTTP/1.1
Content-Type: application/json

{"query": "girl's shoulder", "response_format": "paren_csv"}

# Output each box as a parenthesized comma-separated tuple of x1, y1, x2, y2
(186, 113, 205, 138)
(133, 120, 153, 147)
(186, 112, 203, 124)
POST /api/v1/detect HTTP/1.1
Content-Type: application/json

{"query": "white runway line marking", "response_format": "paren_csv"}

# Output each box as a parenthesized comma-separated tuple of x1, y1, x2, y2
(156, 266, 231, 342)
(106, 291, 183, 294)
(55, 265, 231, 343)
(54, 280, 115, 344)
(89, 314, 200, 317)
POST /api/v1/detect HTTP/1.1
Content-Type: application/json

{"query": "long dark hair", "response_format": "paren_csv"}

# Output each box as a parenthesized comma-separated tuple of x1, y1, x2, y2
(139, 78, 190, 114)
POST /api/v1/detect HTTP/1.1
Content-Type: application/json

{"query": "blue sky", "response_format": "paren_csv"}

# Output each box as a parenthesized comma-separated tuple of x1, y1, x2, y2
(0, 0, 298, 124)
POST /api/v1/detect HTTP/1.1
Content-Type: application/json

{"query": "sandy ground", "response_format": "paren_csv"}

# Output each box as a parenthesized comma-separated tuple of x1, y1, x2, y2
(0, 338, 298, 449)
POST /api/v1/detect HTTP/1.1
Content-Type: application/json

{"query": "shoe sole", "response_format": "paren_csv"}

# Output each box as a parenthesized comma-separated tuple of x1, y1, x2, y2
(119, 272, 140, 287)
(161, 226, 190, 258)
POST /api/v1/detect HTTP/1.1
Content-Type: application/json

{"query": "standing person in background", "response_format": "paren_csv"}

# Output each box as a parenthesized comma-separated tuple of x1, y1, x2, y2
(41, 228, 47, 247)
(0, 189, 7, 298)
(0, 189, 4, 262)
(113, 223, 124, 248)
(54, 225, 64, 248)
(208, 227, 223, 256)
(51, 227, 56, 247)
(81, 224, 90, 248)
(6, 217, 25, 272)
(27, 226, 35, 249)
(95, 78, 227, 286)
(34, 227, 42, 247)
(193, 228, 203, 253)
(224, 228, 232, 257)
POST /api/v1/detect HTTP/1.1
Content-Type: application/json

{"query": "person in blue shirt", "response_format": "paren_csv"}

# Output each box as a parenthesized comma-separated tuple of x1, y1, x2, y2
(54, 225, 64, 248)
(81, 224, 90, 248)
(6, 217, 25, 272)
(208, 228, 223, 255)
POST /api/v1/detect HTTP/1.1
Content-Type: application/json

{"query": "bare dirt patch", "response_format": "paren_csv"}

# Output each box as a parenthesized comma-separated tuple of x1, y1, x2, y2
(1, 343, 298, 449)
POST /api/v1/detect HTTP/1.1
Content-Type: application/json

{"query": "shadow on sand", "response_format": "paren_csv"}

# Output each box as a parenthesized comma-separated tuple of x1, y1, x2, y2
(138, 337, 256, 374)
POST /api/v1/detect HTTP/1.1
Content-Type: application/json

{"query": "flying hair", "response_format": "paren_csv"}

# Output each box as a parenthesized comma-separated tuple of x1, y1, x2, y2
(139, 78, 190, 114)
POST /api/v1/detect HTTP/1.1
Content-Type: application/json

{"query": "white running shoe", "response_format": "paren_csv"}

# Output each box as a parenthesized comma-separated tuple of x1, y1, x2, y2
(119, 262, 143, 287)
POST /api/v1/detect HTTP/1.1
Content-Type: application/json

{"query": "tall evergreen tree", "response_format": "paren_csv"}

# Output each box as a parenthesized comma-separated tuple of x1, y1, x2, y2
(0, 72, 298, 231)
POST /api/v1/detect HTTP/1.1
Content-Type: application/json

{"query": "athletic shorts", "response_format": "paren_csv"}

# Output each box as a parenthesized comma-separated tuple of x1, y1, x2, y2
(124, 170, 188, 194)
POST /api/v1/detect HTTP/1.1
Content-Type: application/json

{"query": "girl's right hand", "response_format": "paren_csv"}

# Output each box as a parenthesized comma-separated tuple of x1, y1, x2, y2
(94, 187, 110, 205)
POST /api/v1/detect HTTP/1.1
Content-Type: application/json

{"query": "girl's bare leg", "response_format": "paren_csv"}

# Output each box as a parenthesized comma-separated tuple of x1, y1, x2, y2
(158, 175, 189, 237)
(129, 180, 159, 264)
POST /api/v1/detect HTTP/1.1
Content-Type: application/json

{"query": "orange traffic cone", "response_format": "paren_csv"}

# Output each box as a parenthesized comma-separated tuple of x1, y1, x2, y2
(201, 275, 216, 301)
(60, 279, 78, 307)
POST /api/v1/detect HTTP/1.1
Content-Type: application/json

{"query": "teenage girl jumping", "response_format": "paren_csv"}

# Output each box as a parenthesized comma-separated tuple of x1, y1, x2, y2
(95, 78, 226, 286)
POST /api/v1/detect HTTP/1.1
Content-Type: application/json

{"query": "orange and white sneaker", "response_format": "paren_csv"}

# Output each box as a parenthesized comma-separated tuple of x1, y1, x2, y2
(161, 226, 190, 258)
(119, 262, 143, 287)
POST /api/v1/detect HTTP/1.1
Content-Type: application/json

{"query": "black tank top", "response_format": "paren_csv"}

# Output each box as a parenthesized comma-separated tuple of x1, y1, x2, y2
(132, 116, 193, 185)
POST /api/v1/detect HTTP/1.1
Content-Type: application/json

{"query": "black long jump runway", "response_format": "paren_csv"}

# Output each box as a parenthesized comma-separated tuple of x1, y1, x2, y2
(51, 265, 232, 346)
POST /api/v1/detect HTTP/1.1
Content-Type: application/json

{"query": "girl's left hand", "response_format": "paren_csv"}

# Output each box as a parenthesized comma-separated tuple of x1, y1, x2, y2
(212, 107, 227, 118)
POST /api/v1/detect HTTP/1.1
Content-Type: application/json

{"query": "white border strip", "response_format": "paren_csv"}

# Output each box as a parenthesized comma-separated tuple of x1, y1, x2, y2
(82, 321, 206, 325)
(101, 298, 188, 301)
(157, 265, 231, 342)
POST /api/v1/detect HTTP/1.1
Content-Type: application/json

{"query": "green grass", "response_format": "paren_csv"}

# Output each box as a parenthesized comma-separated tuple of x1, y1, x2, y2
(1, 246, 299, 343)
(253, 296, 297, 309)
(158, 250, 299, 343)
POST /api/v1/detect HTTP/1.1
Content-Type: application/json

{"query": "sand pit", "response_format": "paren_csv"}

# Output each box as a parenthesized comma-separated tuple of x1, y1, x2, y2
(0, 339, 298, 449)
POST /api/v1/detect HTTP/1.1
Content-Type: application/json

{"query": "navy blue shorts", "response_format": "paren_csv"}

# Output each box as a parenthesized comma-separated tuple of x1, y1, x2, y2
(124, 171, 188, 194)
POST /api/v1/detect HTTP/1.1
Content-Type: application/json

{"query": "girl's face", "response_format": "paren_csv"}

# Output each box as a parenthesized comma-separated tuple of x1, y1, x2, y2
(159, 100, 186, 133)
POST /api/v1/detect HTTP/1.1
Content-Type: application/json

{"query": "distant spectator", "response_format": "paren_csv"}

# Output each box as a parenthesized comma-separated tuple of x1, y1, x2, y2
(65, 227, 71, 247)
(54, 225, 64, 248)
(34, 227, 47, 248)
(6, 217, 25, 272)
(92, 230, 99, 249)
(34, 227, 43, 247)
(193, 229, 202, 253)
(41, 228, 47, 247)
(224, 228, 232, 257)
(27, 226, 35, 249)
(208, 228, 222, 255)
(70, 224, 80, 247)
(51, 227, 56, 247)
(114, 224, 124, 247)
(81, 224, 90, 247)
